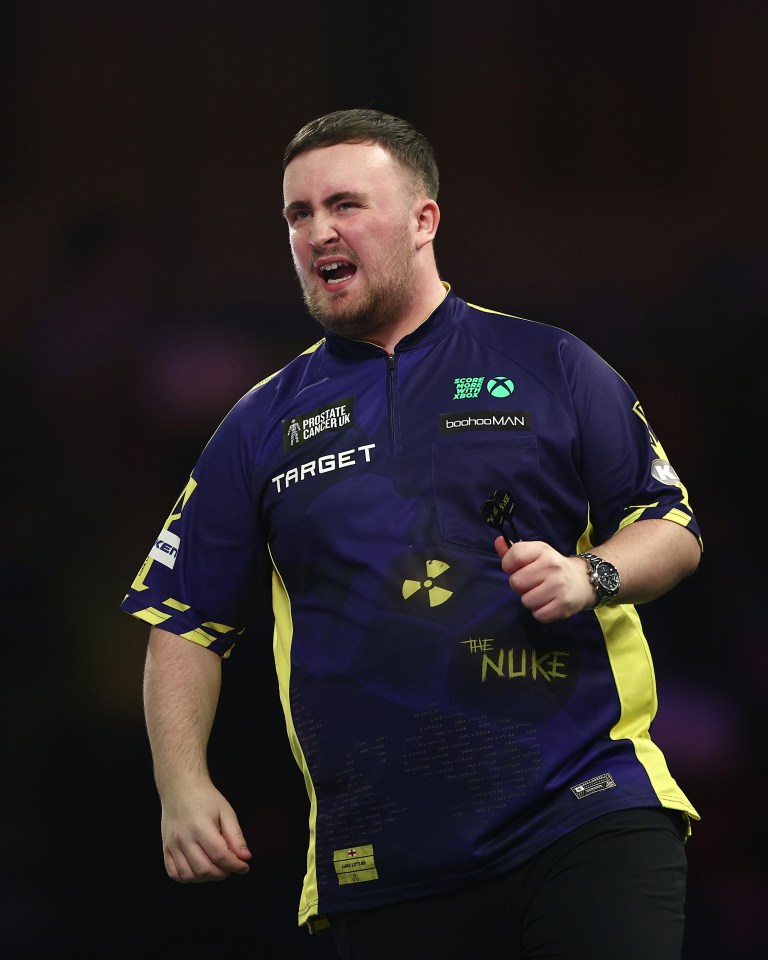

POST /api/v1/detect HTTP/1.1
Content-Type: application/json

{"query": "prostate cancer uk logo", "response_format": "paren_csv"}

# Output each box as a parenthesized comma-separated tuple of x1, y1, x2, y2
(283, 397, 354, 451)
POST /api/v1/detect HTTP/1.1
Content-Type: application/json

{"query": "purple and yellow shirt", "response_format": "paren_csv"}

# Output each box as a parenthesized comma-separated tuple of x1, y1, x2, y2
(122, 288, 700, 925)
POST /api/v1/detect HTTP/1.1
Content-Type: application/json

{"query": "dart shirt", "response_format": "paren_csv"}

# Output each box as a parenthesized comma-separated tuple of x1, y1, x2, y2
(121, 287, 701, 927)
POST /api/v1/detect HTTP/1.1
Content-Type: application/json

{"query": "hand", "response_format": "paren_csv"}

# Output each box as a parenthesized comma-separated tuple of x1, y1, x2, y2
(494, 537, 594, 622)
(160, 780, 252, 883)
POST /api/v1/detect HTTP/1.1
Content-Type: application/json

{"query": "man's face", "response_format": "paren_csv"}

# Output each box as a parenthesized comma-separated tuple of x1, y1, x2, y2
(283, 141, 421, 341)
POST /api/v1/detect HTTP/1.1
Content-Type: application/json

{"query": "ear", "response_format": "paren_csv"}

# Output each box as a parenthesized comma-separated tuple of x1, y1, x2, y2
(414, 199, 440, 250)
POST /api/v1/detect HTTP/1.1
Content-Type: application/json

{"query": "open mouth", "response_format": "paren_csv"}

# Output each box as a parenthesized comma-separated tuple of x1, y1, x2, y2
(316, 259, 358, 287)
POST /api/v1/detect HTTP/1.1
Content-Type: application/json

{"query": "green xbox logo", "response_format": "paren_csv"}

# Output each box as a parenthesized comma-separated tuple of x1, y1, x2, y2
(487, 376, 515, 397)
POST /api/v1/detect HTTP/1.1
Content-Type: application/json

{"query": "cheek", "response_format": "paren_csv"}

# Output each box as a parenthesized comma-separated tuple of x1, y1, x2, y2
(289, 234, 308, 268)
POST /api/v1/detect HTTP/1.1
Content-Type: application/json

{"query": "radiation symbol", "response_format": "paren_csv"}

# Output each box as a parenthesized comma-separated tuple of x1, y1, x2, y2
(402, 559, 453, 607)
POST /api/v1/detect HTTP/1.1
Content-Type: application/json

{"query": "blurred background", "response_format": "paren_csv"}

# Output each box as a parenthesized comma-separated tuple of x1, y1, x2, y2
(1, 1, 766, 957)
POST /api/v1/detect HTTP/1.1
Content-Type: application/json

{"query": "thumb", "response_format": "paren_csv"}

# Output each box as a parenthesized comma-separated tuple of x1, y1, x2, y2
(220, 808, 252, 860)
(494, 535, 509, 560)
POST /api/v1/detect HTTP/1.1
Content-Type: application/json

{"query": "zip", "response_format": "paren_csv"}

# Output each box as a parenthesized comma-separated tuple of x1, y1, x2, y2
(386, 353, 399, 453)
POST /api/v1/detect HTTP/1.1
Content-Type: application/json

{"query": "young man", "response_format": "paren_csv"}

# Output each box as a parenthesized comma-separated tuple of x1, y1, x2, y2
(123, 109, 701, 959)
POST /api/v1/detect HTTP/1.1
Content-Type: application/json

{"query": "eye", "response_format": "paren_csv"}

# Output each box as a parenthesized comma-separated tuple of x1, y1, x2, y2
(286, 208, 311, 226)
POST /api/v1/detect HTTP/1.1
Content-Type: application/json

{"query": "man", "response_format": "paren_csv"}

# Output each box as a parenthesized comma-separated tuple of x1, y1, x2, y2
(123, 109, 702, 959)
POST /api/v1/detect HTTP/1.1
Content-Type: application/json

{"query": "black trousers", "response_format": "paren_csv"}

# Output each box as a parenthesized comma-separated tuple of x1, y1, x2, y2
(329, 808, 689, 960)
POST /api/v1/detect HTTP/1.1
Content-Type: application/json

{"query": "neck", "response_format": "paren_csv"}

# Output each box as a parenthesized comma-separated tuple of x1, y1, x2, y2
(364, 274, 448, 354)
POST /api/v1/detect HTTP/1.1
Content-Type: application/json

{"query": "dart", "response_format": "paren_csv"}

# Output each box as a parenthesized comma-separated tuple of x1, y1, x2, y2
(480, 488, 520, 546)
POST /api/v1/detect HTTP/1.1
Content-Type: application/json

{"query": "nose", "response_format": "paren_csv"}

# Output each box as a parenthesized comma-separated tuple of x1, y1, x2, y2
(308, 211, 340, 249)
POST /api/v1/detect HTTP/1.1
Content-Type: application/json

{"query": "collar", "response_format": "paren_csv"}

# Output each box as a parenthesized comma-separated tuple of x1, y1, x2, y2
(322, 283, 465, 359)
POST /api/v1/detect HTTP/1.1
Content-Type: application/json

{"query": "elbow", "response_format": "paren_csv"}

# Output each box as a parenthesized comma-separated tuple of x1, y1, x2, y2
(682, 532, 703, 579)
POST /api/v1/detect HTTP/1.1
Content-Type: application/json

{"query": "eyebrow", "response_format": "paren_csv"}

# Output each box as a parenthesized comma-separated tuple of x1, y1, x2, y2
(282, 191, 369, 219)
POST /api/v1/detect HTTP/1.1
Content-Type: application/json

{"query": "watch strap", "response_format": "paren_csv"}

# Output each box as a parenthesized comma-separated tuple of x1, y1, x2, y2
(577, 552, 620, 607)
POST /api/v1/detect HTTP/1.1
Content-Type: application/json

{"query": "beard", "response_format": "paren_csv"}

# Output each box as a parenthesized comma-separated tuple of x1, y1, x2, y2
(297, 231, 418, 342)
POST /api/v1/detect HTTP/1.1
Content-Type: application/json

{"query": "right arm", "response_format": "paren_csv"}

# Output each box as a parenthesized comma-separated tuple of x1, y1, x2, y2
(143, 626, 252, 882)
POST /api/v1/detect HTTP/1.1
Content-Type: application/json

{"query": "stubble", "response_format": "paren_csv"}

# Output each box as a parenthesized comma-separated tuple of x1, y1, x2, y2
(297, 226, 418, 343)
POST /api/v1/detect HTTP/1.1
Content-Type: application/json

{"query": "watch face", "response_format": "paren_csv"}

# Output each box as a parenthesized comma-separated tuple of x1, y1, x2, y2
(596, 561, 620, 593)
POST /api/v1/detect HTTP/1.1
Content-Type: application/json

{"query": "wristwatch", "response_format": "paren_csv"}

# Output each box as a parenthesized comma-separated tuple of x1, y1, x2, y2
(577, 552, 621, 607)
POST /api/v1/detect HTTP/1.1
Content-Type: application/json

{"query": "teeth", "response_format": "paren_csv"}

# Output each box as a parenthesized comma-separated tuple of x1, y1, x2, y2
(321, 261, 344, 271)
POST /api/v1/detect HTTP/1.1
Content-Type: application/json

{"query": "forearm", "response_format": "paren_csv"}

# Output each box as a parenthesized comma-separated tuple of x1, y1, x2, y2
(589, 517, 701, 606)
(498, 517, 701, 622)
(142, 627, 251, 881)
(143, 626, 222, 798)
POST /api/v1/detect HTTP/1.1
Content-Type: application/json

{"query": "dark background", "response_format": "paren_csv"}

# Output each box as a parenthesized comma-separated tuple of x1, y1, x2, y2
(2, 1, 767, 957)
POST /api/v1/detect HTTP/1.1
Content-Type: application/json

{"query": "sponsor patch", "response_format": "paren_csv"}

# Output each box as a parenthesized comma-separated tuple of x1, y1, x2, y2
(283, 397, 354, 451)
(651, 459, 681, 486)
(271, 443, 375, 493)
(486, 376, 515, 397)
(570, 772, 617, 799)
(333, 844, 379, 885)
(440, 411, 531, 433)
(453, 376, 485, 399)
(149, 529, 180, 569)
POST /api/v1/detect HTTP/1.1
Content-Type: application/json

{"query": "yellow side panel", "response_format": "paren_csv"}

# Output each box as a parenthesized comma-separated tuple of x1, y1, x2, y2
(598, 603, 699, 820)
(269, 548, 321, 926)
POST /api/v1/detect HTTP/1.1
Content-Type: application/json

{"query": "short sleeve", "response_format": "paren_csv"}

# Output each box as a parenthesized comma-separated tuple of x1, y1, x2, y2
(119, 403, 268, 656)
(565, 339, 701, 548)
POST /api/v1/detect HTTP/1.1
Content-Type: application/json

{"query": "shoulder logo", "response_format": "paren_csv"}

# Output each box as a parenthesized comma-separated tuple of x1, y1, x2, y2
(651, 459, 681, 486)
(283, 397, 354, 451)
(149, 529, 180, 569)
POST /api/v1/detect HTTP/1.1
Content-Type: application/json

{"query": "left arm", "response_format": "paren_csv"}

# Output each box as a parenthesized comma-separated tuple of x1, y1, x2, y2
(496, 518, 701, 624)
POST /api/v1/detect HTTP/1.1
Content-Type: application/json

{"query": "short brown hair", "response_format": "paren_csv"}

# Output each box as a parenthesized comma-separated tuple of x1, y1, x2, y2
(283, 108, 439, 200)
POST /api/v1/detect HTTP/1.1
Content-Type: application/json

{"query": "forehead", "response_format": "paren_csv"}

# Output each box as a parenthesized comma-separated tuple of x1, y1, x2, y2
(283, 141, 409, 204)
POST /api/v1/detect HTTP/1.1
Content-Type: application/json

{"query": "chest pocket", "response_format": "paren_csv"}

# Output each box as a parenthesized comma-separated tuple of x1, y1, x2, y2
(431, 435, 544, 552)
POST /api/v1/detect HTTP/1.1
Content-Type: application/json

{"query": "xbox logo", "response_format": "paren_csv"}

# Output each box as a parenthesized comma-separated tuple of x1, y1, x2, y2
(487, 377, 515, 397)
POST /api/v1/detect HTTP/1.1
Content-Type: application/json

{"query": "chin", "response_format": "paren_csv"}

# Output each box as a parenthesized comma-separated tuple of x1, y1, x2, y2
(305, 287, 362, 324)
